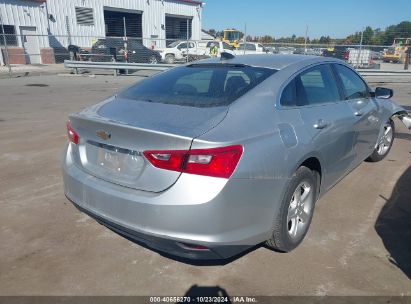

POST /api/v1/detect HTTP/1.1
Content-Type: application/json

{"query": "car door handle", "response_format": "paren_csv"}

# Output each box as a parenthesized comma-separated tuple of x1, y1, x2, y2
(313, 119, 328, 129)
(354, 111, 363, 117)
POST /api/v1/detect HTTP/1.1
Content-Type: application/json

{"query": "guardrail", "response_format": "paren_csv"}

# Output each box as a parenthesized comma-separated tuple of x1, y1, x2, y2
(64, 60, 411, 77)
(358, 70, 411, 76)
(64, 60, 177, 76)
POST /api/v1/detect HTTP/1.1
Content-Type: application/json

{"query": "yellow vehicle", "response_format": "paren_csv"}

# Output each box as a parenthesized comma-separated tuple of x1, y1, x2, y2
(382, 38, 410, 63)
(222, 29, 241, 48)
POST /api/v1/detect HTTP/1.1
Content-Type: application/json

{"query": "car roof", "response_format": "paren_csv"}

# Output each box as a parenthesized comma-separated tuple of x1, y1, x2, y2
(198, 54, 342, 70)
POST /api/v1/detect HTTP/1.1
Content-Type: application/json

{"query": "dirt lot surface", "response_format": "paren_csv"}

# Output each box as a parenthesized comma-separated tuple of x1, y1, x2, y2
(0, 75, 410, 296)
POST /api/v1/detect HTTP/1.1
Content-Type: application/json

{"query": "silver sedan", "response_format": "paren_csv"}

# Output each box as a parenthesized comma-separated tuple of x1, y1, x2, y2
(62, 55, 411, 259)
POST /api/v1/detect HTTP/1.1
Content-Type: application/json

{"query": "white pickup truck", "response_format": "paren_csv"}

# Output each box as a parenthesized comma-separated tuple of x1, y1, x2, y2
(158, 41, 235, 63)
(234, 43, 269, 55)
(157, 41, 207, 63)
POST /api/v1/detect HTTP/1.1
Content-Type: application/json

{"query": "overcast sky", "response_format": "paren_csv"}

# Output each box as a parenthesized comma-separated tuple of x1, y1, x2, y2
(202, 0, 411, 38)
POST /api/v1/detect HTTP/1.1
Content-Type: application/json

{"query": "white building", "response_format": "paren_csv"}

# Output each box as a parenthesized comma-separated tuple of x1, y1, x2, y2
(0, 0, 203, 64)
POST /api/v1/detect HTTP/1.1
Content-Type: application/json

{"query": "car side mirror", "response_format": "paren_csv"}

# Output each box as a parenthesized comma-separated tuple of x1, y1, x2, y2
(375, 87, 393, 99)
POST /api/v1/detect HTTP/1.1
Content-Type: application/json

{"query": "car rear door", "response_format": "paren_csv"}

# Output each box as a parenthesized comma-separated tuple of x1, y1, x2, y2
(292, 64, 357, 190)
(128, 40, 146, 63)
(332, 64, 380, 167)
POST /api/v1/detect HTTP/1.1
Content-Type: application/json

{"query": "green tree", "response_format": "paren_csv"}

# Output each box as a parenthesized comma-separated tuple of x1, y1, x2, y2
(319, 36, 331, 44)
(295, 36, 306, 44)
(208, 29, 216, 37)
(362, 26, 374, 45)
(260, 35, 274, 43)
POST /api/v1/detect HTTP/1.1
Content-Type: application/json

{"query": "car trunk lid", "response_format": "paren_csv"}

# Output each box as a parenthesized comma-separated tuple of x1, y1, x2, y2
(68, 96, 228, 192)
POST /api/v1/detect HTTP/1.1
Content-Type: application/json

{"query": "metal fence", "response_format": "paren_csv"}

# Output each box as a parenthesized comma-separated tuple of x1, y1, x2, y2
(1, 33, 410, 77)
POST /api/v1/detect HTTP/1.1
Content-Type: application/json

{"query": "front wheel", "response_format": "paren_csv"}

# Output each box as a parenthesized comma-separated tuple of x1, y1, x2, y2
(266, 166, 318, 252)
(367, 119, 395, 162)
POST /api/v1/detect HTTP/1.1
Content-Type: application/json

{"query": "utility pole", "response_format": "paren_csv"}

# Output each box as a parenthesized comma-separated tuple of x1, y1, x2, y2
(0, 13, 12, 78)
(186, 19, 189, 62)
(356, 28, 364, 68)
(244, 23, 247, 55)
(123, 17, 127, 37)
(304, 25, 308, 54)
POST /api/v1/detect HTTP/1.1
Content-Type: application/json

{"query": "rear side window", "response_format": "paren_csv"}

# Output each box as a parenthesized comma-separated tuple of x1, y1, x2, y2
(280, 64, 341, 106)
(120, 65, 276, 107)
(280, 79, 296, 107)
(128, 40, 144, 48)
(333, 64, 370, 100)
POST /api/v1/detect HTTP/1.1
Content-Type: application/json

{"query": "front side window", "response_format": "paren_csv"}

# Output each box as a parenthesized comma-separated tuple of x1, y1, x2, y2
(120, 65, 276, 107)
(333, 64, 370, 100)
(247, 44, 257, 51)
(280, 64, 341, 106)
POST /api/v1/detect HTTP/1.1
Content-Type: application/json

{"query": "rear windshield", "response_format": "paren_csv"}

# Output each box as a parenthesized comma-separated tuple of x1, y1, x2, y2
(119, 64, 276, 107)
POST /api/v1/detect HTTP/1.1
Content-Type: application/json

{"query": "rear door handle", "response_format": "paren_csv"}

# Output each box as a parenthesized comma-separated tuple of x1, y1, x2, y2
(313, 119, 328, 129)
(354, 111, 363, 117)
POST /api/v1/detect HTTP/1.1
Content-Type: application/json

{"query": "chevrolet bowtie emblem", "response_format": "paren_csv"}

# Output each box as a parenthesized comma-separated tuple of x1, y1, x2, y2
(96, 131, 111, 140)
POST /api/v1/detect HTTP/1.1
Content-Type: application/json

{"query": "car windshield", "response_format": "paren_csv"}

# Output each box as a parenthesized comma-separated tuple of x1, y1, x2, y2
(119, 64, 276, 107)
(168, 41, 180, 48)
(226, 31, 240, 41)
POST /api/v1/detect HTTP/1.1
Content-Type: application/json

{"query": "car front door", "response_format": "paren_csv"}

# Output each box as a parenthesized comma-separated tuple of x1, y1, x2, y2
(293, 64, 357, 191)
(332, 64, 380, 167)
(179, 42, 195, 57)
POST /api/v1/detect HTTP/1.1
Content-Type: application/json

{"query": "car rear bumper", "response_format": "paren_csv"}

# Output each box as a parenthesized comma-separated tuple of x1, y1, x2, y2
(68, 197, 250, 260)
(62, 143, 286, 259)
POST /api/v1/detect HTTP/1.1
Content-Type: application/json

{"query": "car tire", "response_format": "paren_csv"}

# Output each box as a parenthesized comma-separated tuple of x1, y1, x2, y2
(165, 54, 175, 64)
(149, 55, 159, 64)
(367, 119, 395, 162)
(266, 166, 318, 252)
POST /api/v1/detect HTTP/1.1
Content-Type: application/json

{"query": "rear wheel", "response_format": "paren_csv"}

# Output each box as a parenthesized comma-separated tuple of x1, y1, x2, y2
(149, 55, 159, 64)
(367, 119, 395, 162)
(266, 166, 317, 252)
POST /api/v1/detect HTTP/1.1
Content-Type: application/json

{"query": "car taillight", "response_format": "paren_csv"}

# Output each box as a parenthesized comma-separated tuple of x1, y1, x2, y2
(143, 145, 243, 179)
(66, 121, 79, 145)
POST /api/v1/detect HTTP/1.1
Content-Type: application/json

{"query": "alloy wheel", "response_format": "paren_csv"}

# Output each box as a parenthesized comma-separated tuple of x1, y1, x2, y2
(150, 56, 158, 64)
(287, 181, 314, 239)
(377, 122, 393, 156)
